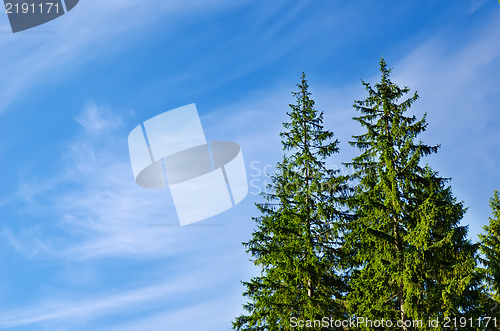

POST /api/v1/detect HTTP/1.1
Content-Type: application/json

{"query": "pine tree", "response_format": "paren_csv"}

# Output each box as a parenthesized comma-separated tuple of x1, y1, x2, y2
(345, 58, 480, 330)
(479, 190, 500, 320)
(233, 73, 349, 330)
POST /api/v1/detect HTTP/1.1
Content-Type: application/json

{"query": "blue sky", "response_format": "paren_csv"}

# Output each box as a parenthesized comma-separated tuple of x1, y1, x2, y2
(1, 0, 499, 329)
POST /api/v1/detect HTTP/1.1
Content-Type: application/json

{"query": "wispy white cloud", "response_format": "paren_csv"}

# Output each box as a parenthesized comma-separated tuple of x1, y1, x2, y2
(0, 252, 244, 329)
(104, 296, 240, 331)
(1, 102, 255, 329)
(3, 104, 190, 260)
(74, 102, 122, 133)
(0, 0, 245, 113)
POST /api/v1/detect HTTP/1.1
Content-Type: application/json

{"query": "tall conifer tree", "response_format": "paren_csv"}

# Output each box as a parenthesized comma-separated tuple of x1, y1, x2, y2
(233, 73, 348, 330)
(345, 59, 480, 330)
(480, 190, 500, 320)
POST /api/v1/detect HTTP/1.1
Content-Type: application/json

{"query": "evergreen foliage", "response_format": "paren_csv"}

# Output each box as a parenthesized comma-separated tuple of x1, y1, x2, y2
(235, 60, 495, 331)
(345, 59, 480, 330)
(480, 190, 500, 319)
(233, 73, 349, 330)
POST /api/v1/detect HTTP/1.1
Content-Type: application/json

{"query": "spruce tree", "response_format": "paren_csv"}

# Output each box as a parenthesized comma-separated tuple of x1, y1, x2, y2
(345, 59, 480, 330)
(479, 190, 500, 320)
(233, 73, 349, 330)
